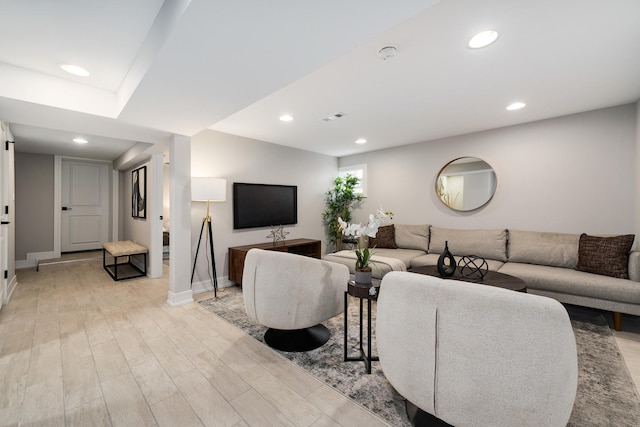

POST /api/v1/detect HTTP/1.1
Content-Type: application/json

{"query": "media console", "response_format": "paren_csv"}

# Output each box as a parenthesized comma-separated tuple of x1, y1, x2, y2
(228, 238, 322, 285)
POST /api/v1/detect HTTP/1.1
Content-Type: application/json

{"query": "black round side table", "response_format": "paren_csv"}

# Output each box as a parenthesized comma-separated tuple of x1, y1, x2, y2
(344, 280, 380, 374)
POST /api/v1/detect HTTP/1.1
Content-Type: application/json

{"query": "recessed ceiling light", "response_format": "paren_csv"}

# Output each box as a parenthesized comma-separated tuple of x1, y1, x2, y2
(467, 30, 499, 49)
(279, 114, 293, 122)
(355, 138, 367, 144)
(59, 63, 90, 77)
(506, 102, 526, 111)
(73, 138, 88, 144)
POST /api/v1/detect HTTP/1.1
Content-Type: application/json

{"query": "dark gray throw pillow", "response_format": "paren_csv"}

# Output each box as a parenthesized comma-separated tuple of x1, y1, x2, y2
(575, 233, 635, 279)
(369, 225, 397, 249)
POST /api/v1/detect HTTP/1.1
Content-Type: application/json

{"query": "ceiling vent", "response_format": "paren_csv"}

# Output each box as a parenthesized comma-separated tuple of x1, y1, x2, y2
(322, 112, 346, 122)
(377, 46, 397, 60)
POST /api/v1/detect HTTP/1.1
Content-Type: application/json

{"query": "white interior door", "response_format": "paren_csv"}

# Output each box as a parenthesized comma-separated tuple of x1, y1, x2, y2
(61, 160, 110, 252)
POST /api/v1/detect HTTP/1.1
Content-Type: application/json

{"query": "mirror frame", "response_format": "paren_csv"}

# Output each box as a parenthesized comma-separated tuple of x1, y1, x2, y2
(435, 157, 497, 212)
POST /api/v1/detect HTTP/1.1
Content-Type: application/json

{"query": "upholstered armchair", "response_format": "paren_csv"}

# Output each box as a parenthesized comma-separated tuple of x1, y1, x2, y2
(242, 248, 350, 351)
(376, 271, 578, 427)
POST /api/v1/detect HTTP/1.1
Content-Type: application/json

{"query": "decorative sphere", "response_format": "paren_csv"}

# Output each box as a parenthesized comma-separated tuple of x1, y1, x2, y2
(459, 255, 489, 280)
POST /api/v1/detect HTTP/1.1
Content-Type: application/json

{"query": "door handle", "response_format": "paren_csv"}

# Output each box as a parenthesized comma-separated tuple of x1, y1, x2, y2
(1, 221, 9, 225)
(62, 207, 72, 211)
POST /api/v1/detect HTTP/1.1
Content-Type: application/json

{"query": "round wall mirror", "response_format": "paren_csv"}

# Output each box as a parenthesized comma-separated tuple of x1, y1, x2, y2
(435, 157, 497, 212)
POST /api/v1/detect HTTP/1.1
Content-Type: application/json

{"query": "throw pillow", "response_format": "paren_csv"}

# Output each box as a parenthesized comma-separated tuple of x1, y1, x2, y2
(369, 225, 397, 249)
(575, 233, 635, 279)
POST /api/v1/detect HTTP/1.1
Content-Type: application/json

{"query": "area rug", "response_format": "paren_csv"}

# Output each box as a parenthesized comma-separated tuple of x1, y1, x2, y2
(200, 288, 640, 426)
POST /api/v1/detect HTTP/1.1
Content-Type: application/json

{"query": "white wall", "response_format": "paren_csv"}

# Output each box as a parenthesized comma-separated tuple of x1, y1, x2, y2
(190, 130, 338, 286)
(121, 160, 153, 251)
(14, 152, 54, 259)
(340, 104, 637, 236)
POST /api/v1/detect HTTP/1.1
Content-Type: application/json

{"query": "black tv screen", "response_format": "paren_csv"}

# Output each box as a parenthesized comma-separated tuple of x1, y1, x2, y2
(233, 183, 297, 229)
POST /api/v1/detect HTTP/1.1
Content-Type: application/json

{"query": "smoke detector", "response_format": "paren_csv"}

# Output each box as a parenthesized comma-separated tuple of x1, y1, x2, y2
(377, 46, 397, 60)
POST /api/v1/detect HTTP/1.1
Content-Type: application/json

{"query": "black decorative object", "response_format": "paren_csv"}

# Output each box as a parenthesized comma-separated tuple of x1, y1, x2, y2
(437, 241, 456, 277)
(459, 255, 489, 280)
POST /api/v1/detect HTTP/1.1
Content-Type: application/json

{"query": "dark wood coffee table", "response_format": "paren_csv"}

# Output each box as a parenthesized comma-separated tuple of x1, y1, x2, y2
(408, 265, 527, 292)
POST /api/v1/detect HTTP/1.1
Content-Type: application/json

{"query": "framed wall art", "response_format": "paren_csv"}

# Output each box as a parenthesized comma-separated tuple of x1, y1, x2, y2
(132, 166, 147, 218)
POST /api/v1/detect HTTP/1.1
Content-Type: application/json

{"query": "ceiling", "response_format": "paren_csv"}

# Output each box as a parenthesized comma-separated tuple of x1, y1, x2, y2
(1, 0, 639, 161)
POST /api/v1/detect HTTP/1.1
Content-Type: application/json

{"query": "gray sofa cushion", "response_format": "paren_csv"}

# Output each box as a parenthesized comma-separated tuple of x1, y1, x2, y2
(630, 252, 640, 282)
(372, 248, 426, 268)
(429, 227, 508, 262)
(508, 230, 579, 268)
(498, 262, 640, 304)
(323, 248, 425, 279)
(395, 224, 430, 251)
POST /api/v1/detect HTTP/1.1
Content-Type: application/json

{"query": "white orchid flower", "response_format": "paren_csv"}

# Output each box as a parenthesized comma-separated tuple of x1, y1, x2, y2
(338, 217, 362, 237)
(338, 208, 391, 239)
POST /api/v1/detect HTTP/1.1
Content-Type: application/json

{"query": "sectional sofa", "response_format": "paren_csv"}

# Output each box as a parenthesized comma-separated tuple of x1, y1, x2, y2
(323, 224, 639, 330)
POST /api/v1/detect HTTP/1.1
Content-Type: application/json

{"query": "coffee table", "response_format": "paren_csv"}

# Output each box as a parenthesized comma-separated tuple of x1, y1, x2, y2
(409, 265, 527, 292)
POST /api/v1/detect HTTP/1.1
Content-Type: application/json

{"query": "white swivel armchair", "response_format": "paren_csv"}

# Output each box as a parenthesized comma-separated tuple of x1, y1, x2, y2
(376, 271, 578, 427)
(243, 248, 350, 352)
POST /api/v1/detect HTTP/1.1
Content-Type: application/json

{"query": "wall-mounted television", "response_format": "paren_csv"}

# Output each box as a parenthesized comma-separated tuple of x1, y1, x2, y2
(233, 182, 298, 229)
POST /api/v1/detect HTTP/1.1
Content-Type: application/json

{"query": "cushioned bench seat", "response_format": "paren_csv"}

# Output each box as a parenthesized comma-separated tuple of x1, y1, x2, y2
(103, 240, 148, 281)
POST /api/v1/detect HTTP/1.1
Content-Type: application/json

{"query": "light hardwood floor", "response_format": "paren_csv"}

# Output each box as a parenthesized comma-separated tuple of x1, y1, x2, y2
(2, 259, 640, 426)
(0, 260, 390, 427)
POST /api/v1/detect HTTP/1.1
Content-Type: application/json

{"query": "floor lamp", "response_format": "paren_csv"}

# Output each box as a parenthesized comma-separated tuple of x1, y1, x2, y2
(191, 177, 226, 298)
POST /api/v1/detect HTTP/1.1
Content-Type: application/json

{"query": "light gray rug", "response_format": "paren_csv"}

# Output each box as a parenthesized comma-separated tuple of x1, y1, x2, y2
(200, 288, 640, 426)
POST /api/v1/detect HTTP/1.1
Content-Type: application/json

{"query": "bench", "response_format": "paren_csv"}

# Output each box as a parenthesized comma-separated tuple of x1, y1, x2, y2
(103, 240, 148, 281)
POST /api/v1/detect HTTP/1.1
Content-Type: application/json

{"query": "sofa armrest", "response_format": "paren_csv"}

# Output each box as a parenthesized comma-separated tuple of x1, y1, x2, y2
(629, 252, 640, 282)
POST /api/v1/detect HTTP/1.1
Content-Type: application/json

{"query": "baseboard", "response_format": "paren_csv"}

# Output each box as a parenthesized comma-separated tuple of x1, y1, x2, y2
(16, 251, 56, 269)
(166, 289, 194, 307)
(191, 276, 232, 295)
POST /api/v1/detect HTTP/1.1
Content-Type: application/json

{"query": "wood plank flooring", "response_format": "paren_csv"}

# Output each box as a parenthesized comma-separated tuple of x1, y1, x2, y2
(2, 258, 640, 426)
(0, 260, 388, 426)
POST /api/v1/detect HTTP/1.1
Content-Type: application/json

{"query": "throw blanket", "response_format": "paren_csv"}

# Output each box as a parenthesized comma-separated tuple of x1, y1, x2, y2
(329, 250, 407, 272)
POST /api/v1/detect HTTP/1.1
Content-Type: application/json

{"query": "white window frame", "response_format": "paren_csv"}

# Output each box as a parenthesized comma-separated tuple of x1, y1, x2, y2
(339, 164, 367, 197)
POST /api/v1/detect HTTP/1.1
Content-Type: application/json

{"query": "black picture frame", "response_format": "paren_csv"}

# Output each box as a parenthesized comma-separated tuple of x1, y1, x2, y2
(132, 166, 147, 218)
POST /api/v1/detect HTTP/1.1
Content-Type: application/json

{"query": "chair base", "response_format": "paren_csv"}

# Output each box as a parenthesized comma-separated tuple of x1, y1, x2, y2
(264, 325, 330, 352)
(406, 401, 453, 427)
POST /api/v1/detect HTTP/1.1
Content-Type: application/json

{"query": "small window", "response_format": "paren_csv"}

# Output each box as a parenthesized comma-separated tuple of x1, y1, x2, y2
(339, 164, 367, 196)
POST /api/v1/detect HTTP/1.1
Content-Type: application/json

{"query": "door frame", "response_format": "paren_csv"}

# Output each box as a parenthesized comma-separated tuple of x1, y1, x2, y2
(54, 156, 118, 257)
(0, 123, 7, 306)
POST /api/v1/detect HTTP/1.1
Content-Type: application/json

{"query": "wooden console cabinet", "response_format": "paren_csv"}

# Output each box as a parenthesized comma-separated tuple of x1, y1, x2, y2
(228, 238, 322, 285)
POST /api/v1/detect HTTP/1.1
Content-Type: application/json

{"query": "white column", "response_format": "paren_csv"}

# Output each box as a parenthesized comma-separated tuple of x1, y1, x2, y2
(167, 135, 193, 306)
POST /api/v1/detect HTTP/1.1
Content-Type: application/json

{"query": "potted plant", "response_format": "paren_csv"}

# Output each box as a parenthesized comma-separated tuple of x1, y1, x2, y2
(322, 174, 364, 252)
(338, 209, 391, 284)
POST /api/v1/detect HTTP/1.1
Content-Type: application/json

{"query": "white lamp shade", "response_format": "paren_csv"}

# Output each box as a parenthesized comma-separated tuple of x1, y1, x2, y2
(192, 177, 226, 202)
